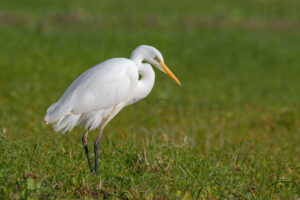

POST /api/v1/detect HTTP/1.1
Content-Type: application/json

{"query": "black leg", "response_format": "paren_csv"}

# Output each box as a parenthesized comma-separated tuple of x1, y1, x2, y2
(94, 124, 105, 175)
(94, 141, 100, 175)
(94, 105, 116, 175)
(82, 130, 93, 173)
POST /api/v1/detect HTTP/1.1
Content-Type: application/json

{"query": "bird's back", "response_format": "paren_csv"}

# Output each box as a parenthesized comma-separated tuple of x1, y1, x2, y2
(45, 58, 139, 132)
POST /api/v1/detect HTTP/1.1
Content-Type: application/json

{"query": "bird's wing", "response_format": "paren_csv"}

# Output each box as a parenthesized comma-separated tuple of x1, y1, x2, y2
(45, 58, 138, 122)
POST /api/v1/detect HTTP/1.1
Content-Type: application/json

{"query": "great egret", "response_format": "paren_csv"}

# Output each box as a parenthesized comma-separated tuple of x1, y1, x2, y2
(45, 45, 181, 174)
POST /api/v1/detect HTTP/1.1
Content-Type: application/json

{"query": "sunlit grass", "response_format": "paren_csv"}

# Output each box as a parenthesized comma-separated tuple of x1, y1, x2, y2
(0, 0, 299, 199)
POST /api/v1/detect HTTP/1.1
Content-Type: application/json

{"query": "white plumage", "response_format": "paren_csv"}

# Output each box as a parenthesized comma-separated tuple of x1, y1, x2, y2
(44, 45, 181, 174)
(45, 58, 139, 132)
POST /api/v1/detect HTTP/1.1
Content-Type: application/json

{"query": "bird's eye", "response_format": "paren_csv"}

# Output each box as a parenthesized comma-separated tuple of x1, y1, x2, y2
(154, 56, 160, 62)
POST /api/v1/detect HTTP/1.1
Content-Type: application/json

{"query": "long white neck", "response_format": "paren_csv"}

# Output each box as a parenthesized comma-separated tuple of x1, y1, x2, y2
(127, 61, 155, 105)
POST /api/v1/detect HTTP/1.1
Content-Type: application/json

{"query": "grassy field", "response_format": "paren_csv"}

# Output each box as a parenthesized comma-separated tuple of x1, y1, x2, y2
(1, 0, 300, 199)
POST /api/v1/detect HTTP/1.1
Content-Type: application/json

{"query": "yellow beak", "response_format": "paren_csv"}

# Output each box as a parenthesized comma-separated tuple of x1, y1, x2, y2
(159, 61, 181, 86)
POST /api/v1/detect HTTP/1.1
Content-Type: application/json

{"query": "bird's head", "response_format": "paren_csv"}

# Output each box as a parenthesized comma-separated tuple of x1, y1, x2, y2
(131, 45, 181, 86)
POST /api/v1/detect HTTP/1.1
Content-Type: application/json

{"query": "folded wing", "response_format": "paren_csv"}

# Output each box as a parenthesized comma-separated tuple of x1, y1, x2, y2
(45, 58, 138, 130)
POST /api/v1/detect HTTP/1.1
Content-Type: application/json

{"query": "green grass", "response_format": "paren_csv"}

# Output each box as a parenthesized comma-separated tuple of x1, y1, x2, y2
(0, 0, 300, 199)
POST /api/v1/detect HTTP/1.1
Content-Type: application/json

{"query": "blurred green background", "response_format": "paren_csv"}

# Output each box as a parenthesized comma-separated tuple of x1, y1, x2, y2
(0, 0, 299, 199)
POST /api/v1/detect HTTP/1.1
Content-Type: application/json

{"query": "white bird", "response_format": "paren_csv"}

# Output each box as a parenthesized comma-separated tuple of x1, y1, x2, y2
(45, 45, 181, 174)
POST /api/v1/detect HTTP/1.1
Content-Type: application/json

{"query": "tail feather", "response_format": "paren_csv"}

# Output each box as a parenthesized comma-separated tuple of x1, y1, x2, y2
(45, 101, 80, 133)
(47, 102, 58, 113)
(53, 114, 81, 133)
(44, 102, 70, 124)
